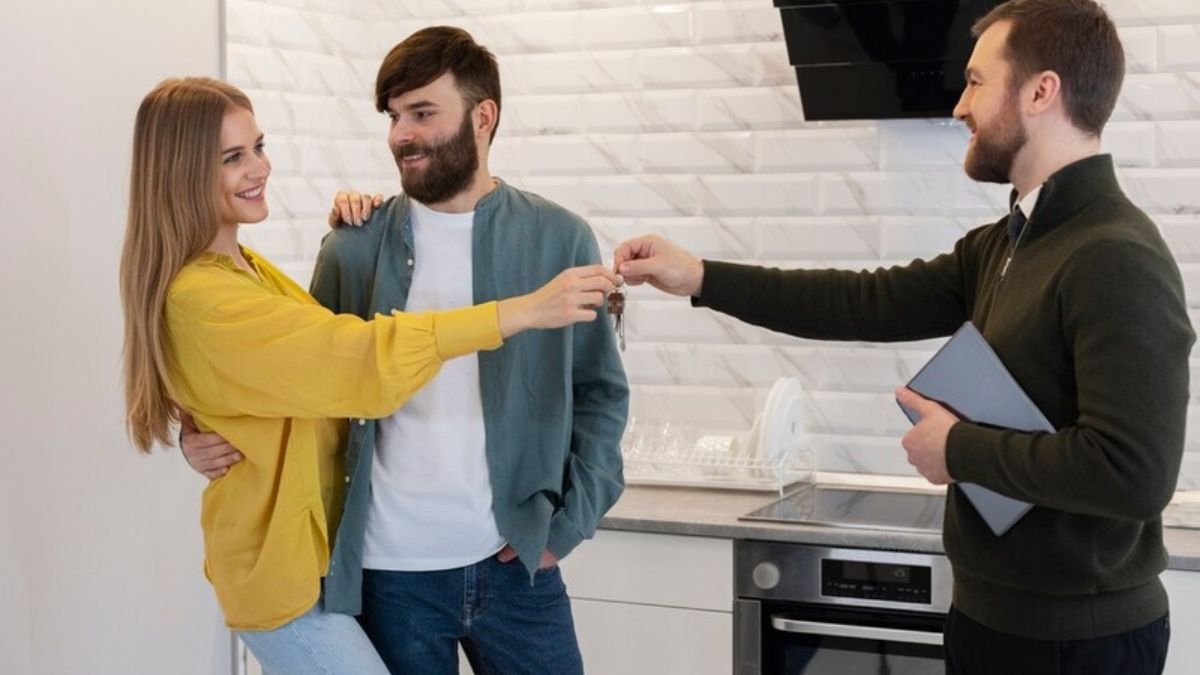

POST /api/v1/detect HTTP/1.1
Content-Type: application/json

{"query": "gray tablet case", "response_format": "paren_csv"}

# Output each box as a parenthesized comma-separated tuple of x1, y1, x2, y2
(898, 321, 1054, 536)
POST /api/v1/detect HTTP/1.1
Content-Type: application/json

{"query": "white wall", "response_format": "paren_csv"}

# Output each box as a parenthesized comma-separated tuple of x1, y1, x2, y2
(226, 0, 1200, 487)
(0, 1, 232, 674)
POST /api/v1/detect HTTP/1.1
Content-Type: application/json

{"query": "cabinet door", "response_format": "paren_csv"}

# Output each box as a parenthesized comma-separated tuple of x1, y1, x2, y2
(572, 598, 732, 675)
(561, 529, 733, 610)
(1164, 570, 1200, 675)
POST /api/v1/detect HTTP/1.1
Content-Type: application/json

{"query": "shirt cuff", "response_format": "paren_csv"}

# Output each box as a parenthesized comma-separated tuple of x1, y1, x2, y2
(431, 302, 504, 360)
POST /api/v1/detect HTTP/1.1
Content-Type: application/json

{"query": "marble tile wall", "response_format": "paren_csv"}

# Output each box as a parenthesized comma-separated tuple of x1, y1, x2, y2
(226, 0, 1200, 488)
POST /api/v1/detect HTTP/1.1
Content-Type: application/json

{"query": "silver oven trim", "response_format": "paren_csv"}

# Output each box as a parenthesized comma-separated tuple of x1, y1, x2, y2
(735, 540, 953, 614)
(770, 615, 944, 646)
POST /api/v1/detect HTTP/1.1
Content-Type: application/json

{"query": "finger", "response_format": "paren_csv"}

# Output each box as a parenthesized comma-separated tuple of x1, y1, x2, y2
(573, 308, 599, 323)
(616, 257, 660, 280)
(328, 206, 342, 229)
(332, 191, 353, 224)
(203, 467, 228, 480)
(578, 291, 606, 309)
(363, 193, 383, 221)
(186, 433, 234, 451)
(613, 237, 655, 268)
(193, 450, 244, 472)
(348, 192, 364, 225)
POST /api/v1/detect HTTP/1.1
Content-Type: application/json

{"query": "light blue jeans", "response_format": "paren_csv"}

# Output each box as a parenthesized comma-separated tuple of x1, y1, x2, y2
(237, 598, 389, 675)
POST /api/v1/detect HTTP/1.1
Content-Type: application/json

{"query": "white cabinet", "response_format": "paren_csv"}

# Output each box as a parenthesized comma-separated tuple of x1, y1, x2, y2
(559, 529, 733, 675)
(1164, 569, 1200, 675)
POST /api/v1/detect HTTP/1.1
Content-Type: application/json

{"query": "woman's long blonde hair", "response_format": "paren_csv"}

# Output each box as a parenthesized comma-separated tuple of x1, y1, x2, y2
(120, 77, 253, 452)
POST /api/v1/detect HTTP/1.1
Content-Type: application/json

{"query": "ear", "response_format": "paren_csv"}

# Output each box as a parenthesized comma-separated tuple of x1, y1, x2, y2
(1025, 70, 1062, 116)
(473, 99, 499, 144)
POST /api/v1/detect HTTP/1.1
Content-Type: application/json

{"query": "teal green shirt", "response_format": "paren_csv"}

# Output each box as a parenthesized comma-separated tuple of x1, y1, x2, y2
(312, 180, 629, 615)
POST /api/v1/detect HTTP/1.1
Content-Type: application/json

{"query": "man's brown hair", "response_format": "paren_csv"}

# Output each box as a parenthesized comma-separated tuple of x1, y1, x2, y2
(974, 0, 1124, 136)
(375, 26, 502, 142)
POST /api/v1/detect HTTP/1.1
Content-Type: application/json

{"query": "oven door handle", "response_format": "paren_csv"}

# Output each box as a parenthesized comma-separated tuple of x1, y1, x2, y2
(770, 615, 944, 647)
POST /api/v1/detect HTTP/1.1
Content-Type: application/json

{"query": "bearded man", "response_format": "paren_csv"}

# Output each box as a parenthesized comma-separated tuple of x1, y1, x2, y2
(613, 2, 1191, 674)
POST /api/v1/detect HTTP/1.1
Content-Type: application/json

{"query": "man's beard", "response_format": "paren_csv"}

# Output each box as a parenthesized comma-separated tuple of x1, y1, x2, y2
(395, 112, 479, 205)
(963, 94, 1027, 185)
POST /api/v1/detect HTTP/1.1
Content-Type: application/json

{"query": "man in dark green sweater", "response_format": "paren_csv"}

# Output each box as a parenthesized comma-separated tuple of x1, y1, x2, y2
(616, 1, 1192, 674)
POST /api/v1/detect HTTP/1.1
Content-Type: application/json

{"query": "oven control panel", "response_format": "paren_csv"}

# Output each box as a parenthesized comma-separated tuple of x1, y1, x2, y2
(820, 558, 932, 604)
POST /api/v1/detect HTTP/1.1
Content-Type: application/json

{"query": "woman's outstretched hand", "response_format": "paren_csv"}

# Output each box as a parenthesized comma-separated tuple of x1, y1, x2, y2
(497, 265, 622, 337)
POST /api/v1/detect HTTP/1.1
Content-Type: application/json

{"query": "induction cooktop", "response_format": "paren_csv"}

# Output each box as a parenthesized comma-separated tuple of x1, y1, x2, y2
(740, 483, 946, 534)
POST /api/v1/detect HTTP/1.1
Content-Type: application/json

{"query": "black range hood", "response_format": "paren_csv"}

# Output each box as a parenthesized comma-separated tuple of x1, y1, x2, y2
(774, 0, 1003, 120)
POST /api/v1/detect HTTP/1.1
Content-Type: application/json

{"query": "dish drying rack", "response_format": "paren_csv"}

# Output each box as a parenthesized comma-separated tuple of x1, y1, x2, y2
(621, 435, 812, 495)
(620, 378, 814, 495)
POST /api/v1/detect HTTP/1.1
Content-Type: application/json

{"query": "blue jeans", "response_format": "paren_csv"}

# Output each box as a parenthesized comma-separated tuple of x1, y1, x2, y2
(237, 597, 390, 675)
(359, 555, 583, 675)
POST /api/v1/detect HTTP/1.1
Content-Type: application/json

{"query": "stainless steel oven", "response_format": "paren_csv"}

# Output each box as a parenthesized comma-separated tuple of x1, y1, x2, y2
(735, 540, 952, 674)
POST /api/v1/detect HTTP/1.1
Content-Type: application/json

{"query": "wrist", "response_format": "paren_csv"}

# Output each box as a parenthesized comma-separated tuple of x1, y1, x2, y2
(496, 296, 532, 338)
(687, 257, 705, 297)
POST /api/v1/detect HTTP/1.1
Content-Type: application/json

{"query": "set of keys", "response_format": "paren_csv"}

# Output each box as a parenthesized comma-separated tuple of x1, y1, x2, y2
(608, 282, 626, 352)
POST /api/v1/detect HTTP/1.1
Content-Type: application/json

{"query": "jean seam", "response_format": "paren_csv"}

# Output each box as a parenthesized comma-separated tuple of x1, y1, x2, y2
(280, 614, 339, 675)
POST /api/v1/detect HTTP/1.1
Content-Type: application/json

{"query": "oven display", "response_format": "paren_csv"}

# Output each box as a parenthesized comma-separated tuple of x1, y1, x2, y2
(821, 558, 932, 604)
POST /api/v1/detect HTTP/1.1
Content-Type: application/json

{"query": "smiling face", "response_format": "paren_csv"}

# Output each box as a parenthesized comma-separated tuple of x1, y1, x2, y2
(385, 72, 481, 206)
(216, 106, 270, 228)
(954, 20, 1029, 185)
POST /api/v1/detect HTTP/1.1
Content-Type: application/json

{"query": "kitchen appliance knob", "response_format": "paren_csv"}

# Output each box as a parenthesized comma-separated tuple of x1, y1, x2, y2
(752, 562, 781, 590)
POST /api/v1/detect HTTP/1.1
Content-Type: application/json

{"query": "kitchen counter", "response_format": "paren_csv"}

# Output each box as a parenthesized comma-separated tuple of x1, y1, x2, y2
(600, 485, 1200, 572)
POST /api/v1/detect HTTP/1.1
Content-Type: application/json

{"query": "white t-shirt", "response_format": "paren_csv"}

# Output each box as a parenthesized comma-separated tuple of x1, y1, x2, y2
(361, 200, 505, 571)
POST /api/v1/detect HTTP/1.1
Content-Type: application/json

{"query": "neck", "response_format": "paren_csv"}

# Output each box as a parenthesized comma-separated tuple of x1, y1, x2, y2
(1009, 124, 1102, 198)
(207, 224, 254, 273)
(208, 224, 240, 258)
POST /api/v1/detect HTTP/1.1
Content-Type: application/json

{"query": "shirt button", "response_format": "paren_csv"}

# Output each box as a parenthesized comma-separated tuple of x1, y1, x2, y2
(344, 475, 351, 484)
(358, 419, 366, 426)
(406, 258, 414, 267)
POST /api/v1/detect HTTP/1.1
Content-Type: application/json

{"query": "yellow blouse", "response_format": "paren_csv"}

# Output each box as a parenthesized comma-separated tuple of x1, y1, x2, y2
(164, 247, 502, 630)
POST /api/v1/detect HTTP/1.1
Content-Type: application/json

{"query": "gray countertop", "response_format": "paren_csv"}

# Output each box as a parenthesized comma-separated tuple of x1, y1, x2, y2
(599, 485, 1200, 572)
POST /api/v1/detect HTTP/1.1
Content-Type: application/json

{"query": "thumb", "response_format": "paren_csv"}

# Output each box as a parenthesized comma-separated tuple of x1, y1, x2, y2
(894, 387, 933, 415)
(617, 257, 661, 281)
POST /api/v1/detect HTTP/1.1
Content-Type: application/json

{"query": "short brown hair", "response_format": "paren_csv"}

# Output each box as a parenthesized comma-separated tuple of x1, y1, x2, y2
(375, 26, 502, 142)
(974, 0, 1124, 136)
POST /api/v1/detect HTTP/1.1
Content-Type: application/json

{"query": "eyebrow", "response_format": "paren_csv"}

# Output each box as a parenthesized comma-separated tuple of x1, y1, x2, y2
(387, 100, 438, 115)
(221, 134, 264, 156)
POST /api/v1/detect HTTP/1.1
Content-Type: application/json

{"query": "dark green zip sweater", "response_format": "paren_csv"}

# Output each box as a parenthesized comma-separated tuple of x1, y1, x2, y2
(696, 154, 1193, 640)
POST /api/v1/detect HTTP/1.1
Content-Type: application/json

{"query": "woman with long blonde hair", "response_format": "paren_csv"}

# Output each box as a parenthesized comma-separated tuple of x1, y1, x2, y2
(119, 77, 616, 674)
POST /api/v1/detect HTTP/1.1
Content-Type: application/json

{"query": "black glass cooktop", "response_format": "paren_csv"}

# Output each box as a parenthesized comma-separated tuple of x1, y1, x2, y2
(741, 483, 946, 534)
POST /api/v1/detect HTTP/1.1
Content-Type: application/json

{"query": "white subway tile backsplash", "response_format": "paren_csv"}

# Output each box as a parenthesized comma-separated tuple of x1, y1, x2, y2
(757, 127, 879, 172)
(639, 131, 754, 174)
(1113, 73, 1200, 121)
(639, 45, 758, 89)
(1118, 168, 1200, 214)
(878, 120, 967, 170)
(1158, 25, 1200, 71)
(228, 0, 1200, 491)
(1156, 121, 1200, 166)
(580, 175, 698, 216)
(1103, 121, 1158, 167)
(519, 50, 638, 93)
(819, 172, 957, 216)
(693, 2, 784, 46)
(697, 86, 806, 130)
(698, 174, 817, 216)
(1108, 0, 1200, 27)
(580, 91, 697, 133)
(1120, 26, 1159, 73)
(520, 135, 637, 175)
(757, 218, 882, 260)
(579, 6, 691, 50)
